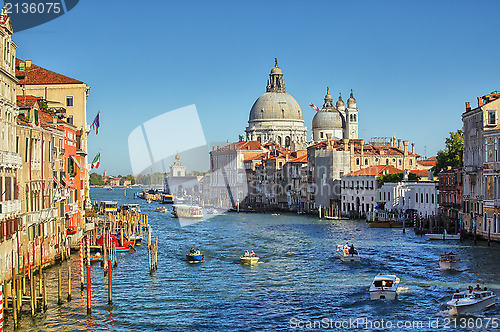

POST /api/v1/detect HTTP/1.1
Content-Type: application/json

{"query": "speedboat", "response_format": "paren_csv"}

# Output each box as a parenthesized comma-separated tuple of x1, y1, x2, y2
(425, 230, 460, 240)
(447, 289, 496, 315)
(336, 244, 360, 262)
(240, 254, 259, 265)
(439, 252, 460, 270)
(155, 206, 169, 213)
(369, 274, 400, 300)
(186, 253, 204, 263)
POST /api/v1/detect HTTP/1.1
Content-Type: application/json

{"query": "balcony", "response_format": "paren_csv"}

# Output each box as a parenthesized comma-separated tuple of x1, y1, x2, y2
(24, 207, 58, 226)
(0, 151, 22, 169)
(0, 199, 21, 216)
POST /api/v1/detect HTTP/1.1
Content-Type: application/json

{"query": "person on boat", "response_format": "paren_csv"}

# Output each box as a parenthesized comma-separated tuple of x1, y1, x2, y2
(244, 250, 250, 257)
(349, 244, 355, 255)
(190, 248, 195, 255)
(250, 250, 256, 257)
(468, 285, 473, 293)
(484, 287, 488, 291)
(195, 249, 200, 255)
(475, 284, 481, 291)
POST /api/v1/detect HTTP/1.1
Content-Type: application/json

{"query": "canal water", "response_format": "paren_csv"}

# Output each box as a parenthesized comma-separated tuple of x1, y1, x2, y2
(7, 187, 500, 331)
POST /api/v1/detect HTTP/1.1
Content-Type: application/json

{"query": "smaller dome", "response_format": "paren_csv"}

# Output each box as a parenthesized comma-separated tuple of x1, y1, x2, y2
(336, 94, 345, 108)
(312, 110, 343, 129)
(348, 90, 356, 107)
(324, 87, 333, 102)
(271, 66, 282, 75)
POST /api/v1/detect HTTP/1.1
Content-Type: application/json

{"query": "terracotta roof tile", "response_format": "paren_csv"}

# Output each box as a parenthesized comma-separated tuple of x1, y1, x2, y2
(16, 58, 84, 85)
(343, 165, 403, 177)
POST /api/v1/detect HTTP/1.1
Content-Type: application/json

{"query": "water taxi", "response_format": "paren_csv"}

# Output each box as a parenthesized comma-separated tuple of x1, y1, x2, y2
(172, 205, 203, 219)
(155, 206, 169, 213)
(369, 274, 400, 300)
(447, 289, 496, 315)
(240, 251, 259, 264)
(99, 201, 118, 215)
(120, 204, 141, 213)
(160, 194, 174, 204)
(439, 252, 460, 270)
(336, 244, 360, 262)
(186, 253, 204, 263)
(425, 230, 460, 240)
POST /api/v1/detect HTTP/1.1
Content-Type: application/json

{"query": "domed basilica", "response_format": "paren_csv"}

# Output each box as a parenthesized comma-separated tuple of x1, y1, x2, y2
(245, 59, 308, 149)
(245, 59, 359, 148)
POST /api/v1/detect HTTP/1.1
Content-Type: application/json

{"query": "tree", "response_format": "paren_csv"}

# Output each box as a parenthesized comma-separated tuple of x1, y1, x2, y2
(377, 172, 420, 185)
(89, 172, 104, 186)
(433, 130, 463, 175)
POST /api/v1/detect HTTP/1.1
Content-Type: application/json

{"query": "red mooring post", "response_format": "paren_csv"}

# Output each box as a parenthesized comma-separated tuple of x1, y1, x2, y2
(108, 258, 112, 304)
(80, 240, 84, 290)
(0, 284, 3, 332)
(86, 236, 91, 314)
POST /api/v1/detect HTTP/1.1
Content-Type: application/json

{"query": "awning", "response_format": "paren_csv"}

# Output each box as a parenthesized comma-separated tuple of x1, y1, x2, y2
(70, 155, 84, 172)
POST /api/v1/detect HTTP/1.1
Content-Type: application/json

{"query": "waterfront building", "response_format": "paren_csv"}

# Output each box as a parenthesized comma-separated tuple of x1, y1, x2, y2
(0, 10, 22, 282)
(245, 59, 307, 150)
(164, 154, 202, 197)
(280, 152, 307, 211)
(15, 58, 91, 208)
(341, 165, 403, 217)
(306, 137, 419, 212)
(376, 181, 438, 217)
(209, 141, 267, 207)
(438, 165, 463, 231)
(462, 91, 500, 238)
(480, 99, 500, 241)
(416, 156, 437, 170)
(312, 88, 358, 142)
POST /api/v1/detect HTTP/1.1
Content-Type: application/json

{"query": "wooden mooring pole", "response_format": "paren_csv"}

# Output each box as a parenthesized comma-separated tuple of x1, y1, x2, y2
(86, 236, 91, 314)
(67, 265, 72, 301)
(57, 268, 62, 305)
(80, 240, 84, 290)
(108, 258, 112, 305)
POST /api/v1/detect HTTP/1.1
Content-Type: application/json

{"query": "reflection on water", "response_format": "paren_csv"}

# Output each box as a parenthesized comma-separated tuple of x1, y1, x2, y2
(6, 188, 500, 331)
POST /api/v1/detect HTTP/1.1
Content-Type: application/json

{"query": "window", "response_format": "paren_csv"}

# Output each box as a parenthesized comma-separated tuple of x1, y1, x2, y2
(365, 158, 368, 165)
(320, 132, 323, 138)
(416, 193, 418, 203)
(388, 192, 390, 201)
(409, 159, 413, 166)
(488, 111, 496, 126)
(66, 96, 74, 107)
(356, 158, 360, 165)
(399, 159, 402, 166)
(386, 159, 389, 165)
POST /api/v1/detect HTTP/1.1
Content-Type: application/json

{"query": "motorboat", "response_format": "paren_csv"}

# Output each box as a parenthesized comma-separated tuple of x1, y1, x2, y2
(120, 204, 141, 214)
(336, 244, 360, 262)
(173, 205, 203, 219)
(447, 289, 496, 315)
(369, 274, 400, 300)
(186, 253, 204, 263)
(425, 230, 460, 240)
(439, 252, 460, 270)
(155, 206, 169, 213)
(240, 252, 259, 265)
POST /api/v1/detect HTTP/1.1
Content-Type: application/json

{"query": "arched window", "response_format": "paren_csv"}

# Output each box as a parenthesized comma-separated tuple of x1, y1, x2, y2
(356, 158, 360, 165)
(257, 136, 261, 143)
(365, 158, 368, 165)
(353, 114, 357, 122)
(409, 159, 413, 166)
(277, 136, 282, 146)
(386, 159, 389, 165)
(285, 136, 291, 147)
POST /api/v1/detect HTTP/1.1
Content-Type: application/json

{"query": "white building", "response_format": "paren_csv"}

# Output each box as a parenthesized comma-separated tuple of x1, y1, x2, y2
(376, 181, 438, 217)
(341, 165, 402, 216)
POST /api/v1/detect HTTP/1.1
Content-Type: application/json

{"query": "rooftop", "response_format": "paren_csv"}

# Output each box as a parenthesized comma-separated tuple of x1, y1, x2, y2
(16, 58, 84, 85)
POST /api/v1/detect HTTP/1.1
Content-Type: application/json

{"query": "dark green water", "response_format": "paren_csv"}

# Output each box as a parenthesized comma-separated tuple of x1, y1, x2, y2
(7, 187, 500, 331)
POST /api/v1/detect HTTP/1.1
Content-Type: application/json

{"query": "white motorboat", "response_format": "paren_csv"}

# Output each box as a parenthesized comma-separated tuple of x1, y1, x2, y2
(425, 230, 460, 240)
(369, 274, 400, 300)
(447, 289, 496, 315)
(240, 255, 259, 265)
(439, 252, 460, 270)
(336, 244, 360, 262)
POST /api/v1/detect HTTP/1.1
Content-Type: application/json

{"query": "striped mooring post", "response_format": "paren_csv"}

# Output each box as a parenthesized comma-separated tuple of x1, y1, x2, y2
(0, 284, 3, 332)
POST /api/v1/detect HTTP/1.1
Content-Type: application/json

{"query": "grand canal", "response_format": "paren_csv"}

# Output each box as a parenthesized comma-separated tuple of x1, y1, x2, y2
(7, 187, 500, 331)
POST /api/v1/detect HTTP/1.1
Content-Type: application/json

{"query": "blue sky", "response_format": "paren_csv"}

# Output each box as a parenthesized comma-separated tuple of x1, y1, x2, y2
(12, 0, 500, 175)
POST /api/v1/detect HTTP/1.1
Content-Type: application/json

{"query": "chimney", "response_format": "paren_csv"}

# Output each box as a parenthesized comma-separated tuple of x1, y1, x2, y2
(350, 141, 354, 154)
(397, 139, 401, 149)
(25, 59, 31, 68)
(403, 140, 409, 155)
(343, 139, 348, 151)
(360, 139, 364, 156)
(465, 102, 471, 111)
(411, 142, 415, 154)
(478, 97, 483, 107)
(392, 136, 396, 147)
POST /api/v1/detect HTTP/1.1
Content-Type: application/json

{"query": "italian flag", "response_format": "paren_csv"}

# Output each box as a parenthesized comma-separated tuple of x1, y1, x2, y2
(91, 152, 100, 169)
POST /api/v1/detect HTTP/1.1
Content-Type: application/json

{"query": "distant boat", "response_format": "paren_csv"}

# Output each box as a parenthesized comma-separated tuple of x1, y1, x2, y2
(172, 205, 203, 219)
(104, 185, 113, 191)
(425, 230, 460, 240)
(439, 252, 460, 270)
(336, 244, 360, 262)
(186, 253, 204, 263)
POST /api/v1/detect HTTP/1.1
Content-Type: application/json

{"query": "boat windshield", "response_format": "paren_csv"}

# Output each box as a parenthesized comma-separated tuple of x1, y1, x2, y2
(374, 280, 393, 287)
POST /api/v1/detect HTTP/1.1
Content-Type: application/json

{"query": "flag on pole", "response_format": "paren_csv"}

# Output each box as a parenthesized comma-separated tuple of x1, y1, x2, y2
(309, 103, 320, 112)
(91, 152, 100, 169)
(92, 112, 100, 134)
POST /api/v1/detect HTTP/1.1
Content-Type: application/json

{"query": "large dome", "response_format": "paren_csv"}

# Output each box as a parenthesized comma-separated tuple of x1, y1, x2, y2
(249, 92, 303, 122)
(312, 110, 343, 129)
